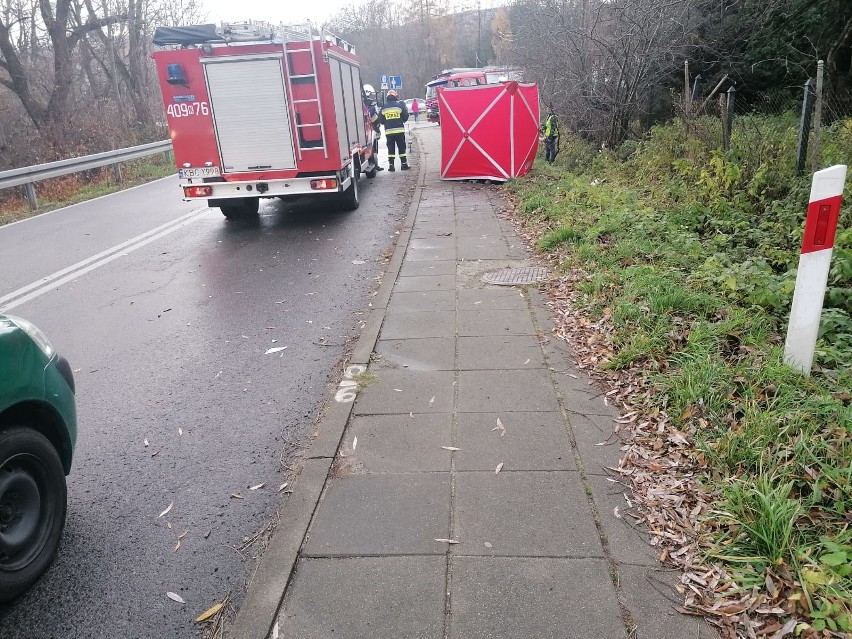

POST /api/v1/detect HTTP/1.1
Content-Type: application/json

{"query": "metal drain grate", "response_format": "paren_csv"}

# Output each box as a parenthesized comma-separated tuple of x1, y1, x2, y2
(481, 266, 547, 286)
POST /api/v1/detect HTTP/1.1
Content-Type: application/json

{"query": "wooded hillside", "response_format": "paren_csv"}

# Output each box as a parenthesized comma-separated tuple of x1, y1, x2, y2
(330, 0, 852, 146)
(1, 0, 850, 166)
(0, 0, 203, 169)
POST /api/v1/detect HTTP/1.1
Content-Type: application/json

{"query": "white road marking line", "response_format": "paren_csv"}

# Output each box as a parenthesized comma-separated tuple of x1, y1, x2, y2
(0, 206, 208, 306)
(0, 207, 210, 312)
(0, 207, 207, 307)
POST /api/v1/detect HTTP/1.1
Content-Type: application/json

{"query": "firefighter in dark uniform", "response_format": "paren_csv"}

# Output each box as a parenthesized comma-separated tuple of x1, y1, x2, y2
(363, 84, 384, 171)
(378, 89, 410, 171)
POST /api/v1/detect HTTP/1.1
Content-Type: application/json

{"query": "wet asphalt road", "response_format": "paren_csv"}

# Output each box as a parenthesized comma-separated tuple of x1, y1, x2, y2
(0, 159, 413, 637)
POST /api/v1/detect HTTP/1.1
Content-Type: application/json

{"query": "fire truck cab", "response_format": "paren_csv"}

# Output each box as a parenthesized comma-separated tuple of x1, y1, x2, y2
(425, 75, 449, 124)
(151, 21, 378, 218)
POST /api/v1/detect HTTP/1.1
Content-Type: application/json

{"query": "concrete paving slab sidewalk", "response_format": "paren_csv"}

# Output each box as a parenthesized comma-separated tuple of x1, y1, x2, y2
(229, 125, 717, 639)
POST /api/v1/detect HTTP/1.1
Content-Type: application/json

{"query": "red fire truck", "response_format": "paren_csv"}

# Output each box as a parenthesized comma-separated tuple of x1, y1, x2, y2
(425, 67, 524, 124)
(151, 21, 379, 218)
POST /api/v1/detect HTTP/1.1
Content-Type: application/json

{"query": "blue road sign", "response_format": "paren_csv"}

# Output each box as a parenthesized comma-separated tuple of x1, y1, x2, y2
(389, 75, 402, 89)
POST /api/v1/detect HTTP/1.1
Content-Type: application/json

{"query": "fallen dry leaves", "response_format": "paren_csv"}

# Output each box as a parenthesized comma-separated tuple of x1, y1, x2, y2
(492, 417, 506, 437)
(195, 601, 223, 623)
(197, 594, 231, 639)
(502, 195, 809, 639)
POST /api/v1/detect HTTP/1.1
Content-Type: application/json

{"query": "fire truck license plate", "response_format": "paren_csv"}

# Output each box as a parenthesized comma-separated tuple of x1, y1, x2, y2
(179, 167, 221, 178)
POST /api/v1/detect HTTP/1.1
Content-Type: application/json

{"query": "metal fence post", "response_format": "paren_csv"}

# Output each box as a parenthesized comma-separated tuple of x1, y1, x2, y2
(23, 182, 38, 210)
(796, 78, 816, 176)
(811, 60, 824, 173)
(112, 162, 123, 181)
(691, 74, 703, 104)
(724, 85, 736, 151)
(684, 60, 691, 116)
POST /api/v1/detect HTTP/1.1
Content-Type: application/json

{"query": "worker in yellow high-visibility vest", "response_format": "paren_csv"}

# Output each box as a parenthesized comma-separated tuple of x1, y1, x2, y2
(539, 106, 560, 164)
(378, 90, 410, 172)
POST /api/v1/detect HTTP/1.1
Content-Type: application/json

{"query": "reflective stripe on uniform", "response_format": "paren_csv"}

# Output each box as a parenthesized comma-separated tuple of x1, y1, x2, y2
(385, 128, 405, 135)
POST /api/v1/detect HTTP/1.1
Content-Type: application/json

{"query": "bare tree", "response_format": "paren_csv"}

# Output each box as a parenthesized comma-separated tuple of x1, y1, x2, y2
(508, 0, 695, 146)
(0, 0, 203, 157)
(0, 0, 125, 140)
(326, 0, 494, 99)
(78, 0, 204, 132)
(491, 8, 512, 65)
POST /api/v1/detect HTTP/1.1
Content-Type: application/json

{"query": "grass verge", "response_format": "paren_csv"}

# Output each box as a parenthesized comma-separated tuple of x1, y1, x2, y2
(507, 116, 852, 637)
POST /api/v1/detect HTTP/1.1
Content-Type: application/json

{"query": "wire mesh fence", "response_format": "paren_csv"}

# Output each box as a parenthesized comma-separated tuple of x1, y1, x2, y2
(822, 91, 852, 124)
(680, 72, 852, 170)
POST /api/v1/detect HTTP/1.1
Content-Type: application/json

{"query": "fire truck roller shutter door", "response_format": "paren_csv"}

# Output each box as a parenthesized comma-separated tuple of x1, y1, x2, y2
(355, 69, 369, 147)
(328, 58, 351, 162)
(202, 56, 297, 172)
(344, 62, 359, 150)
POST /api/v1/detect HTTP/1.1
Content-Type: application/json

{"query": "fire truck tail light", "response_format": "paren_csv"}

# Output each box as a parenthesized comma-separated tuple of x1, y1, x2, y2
(310, 179, 338, 190)
(184, 186, 213, 197)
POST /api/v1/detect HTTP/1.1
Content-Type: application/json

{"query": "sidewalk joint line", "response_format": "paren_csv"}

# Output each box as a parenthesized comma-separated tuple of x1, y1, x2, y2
(448, 553, 608, 560)
(299, 552, 449, 559)
(530, 300, 640, 638)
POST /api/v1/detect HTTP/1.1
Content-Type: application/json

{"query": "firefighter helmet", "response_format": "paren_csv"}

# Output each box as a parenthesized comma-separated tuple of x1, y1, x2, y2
(363, 84, 376, 99)
(386, 89, 398, 99)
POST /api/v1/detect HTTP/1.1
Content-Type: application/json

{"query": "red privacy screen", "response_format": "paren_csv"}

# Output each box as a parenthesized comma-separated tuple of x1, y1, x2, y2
(439, 81, 540, 181)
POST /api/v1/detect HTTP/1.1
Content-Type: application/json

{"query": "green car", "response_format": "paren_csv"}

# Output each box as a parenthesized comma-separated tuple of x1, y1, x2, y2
(0, 314, 76, 602)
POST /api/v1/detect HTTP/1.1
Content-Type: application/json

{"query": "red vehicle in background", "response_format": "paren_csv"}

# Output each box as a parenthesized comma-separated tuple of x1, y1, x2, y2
(425, 73, 452, 123)
(424, 67, 523, 124)
(151, 21, 378, 219)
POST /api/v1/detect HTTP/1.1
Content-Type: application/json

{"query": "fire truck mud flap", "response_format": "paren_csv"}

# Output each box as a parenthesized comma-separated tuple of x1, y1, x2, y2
(364, 154, 379, 179)
(211, 197, 260, 219)
(338, 163, 360, 211)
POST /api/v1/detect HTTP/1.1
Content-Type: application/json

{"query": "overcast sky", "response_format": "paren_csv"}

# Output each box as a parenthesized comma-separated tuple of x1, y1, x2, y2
(197, 0, 375, 27)
(197, 1, 505, 29)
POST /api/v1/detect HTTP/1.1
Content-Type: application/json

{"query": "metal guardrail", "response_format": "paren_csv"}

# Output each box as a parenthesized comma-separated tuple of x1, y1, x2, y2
(0, 140, 173, 210)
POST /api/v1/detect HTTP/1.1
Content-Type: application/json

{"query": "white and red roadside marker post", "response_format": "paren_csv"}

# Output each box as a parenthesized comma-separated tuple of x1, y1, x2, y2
(784, 164, 847, 375)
